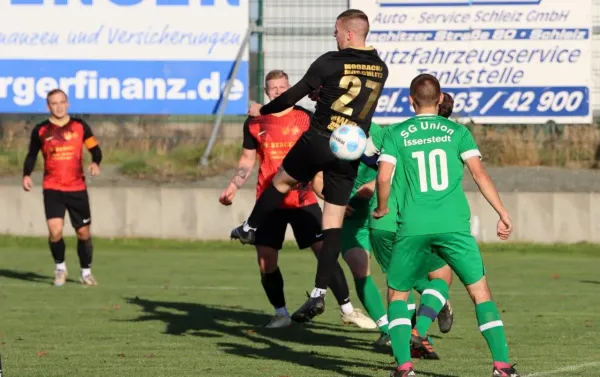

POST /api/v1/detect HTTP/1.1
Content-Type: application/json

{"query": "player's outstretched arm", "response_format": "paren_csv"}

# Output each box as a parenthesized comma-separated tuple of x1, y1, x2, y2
(258, 79, 314, 116)
(219, 148, 256, 206)
(22, 126, 42, 191)
(465, 157, 512, 239)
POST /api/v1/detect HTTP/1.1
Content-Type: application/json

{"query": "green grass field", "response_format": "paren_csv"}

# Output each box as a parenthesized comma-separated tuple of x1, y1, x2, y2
(0, 237, 599, 377)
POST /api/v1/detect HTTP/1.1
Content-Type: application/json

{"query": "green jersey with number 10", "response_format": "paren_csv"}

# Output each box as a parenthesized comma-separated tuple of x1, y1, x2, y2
(379, 114, 481, 236)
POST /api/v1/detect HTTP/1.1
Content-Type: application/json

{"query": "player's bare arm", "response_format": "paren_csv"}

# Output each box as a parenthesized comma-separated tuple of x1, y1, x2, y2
(465, 157, 512, 240)
(22, 125, 43, 192)
(220, 148, 257, 206)
(373, 161, 394, 219)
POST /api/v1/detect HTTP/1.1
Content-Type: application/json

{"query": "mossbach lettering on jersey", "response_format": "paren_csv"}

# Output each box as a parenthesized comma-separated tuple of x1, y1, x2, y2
(327, 115, 358, 132)
(344, 63, 385, 79)
(401, 120, 455, 147)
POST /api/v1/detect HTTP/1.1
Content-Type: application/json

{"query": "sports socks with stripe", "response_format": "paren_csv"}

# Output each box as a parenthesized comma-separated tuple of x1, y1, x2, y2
(388, 299, 413, 366)
(414, 279, 449, 337)
(476, 300, 510, 363)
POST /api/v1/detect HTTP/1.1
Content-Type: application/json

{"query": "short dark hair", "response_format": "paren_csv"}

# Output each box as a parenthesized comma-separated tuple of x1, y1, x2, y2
(337, 9, 370, 34)
(410, 74, 441, 108)
(438, 92, 454, 118)
(46, 89, 67, 104)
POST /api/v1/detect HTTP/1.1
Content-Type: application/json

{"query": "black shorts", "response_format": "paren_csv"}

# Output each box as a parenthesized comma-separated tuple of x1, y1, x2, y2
(43, 189, 91, 229)
(282, 128, 359, 206)
(254, 203, 324, 250)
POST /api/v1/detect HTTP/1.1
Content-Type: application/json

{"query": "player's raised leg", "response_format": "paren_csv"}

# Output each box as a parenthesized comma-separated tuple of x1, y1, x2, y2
(231, 167, 299, 245)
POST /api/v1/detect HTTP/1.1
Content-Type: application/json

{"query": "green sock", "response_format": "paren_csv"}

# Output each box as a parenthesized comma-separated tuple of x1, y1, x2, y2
(413, 277, 429, 295)
(415, 279, 449, 337)
(476, 301, 510, 363)
(388, 300, 412, 365)
(408, 291, 416, 326)
(355, 276, 388, 334)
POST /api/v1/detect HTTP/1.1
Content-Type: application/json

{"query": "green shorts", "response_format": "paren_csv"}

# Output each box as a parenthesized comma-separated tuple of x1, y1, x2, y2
(371, 229, 447, 278)
(388, 231, 485, 292)
(341, 218, 370, 254)
(341, 197, 371, 254)
(369, 229, 393, 273)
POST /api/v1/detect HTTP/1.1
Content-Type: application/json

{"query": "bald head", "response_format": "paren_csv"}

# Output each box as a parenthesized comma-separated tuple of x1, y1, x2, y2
(335, 9, 369, 50)
(410, 74, 442, 111)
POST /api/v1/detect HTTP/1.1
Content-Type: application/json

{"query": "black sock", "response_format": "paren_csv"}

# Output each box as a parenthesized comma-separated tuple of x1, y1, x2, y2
(49, 238, 66, 264)
(315, 228, 342, 290)
(328, 262, 351, 306)
(247, 183, 286, 229)
(77, 238, 93, 269)
(260, 268, 286, 309)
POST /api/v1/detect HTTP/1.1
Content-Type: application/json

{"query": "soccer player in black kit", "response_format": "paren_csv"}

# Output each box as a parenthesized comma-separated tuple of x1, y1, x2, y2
(231, 9, 389, 323)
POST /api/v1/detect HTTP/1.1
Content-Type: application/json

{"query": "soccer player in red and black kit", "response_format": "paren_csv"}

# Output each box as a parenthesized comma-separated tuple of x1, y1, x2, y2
(220, 70, 376, 329)
(22, 89, 102, 287)
(231, 9, 389, 322)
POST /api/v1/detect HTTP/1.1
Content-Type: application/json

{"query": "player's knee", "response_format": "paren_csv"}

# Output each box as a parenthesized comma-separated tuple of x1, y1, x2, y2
(343, 248, 369, 278)
(388, 289, 410, 303)
(465, 276, 492, 304)
(429, 265, 453, 286)
(322, 203, 346, 229)
(47, 221, 63, 241)
(76, 226, 90, 240)
(272, 168, 297, 193)
(256, 247, 279, 273)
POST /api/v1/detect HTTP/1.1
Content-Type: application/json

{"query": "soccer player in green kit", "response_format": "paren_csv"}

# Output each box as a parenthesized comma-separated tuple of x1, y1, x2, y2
(374, 74, 520, 377)
(337, 92, 456, 352)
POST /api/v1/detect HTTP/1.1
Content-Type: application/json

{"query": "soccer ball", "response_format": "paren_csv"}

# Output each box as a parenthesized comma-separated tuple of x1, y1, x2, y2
(329, 125, 368, 161)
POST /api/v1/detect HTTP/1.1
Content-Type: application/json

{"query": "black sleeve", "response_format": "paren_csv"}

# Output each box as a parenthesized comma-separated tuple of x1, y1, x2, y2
(23, 126, 42, 177)
(89, 145, 102, 165)
(260, 53, 330, 115)
(259, 79, 314, 115)
(361, 154, 379, 171)
(81, 119, 103, 165)
(81, 119, 94, 140)
(242, 117, 257, 150)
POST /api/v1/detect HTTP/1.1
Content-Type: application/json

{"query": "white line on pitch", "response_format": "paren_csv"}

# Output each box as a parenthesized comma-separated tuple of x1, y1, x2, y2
(524, 361, 600, 377)
(0, 283, 247, 290)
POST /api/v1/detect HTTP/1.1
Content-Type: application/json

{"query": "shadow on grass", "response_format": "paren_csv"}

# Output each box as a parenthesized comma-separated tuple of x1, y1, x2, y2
(0, 268, 78, 285)
(124, 296, 393, 377)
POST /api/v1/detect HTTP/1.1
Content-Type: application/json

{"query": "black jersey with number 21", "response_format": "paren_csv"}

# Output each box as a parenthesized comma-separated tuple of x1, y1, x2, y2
(301, 47, 388, 135)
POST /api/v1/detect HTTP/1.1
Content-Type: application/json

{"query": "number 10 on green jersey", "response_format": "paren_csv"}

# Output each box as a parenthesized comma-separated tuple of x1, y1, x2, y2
(378, 114, 482, 237)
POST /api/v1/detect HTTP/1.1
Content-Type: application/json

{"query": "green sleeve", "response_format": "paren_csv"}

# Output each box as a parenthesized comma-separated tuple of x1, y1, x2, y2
(458, 127, 482, 162)
(378, 127, 399, 166)
(369, 122, 385, 151)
